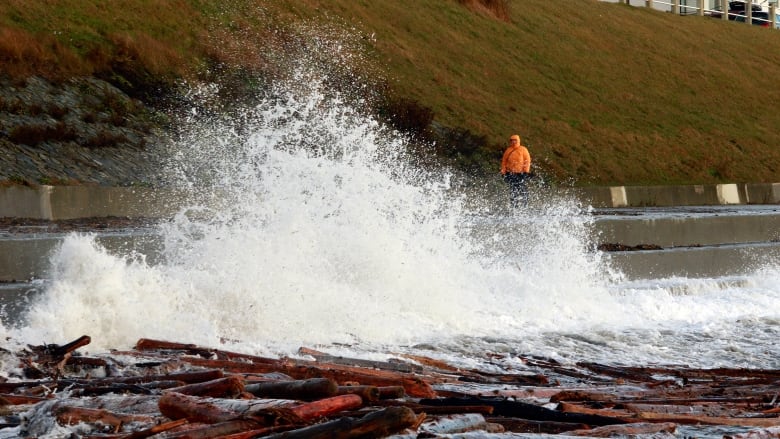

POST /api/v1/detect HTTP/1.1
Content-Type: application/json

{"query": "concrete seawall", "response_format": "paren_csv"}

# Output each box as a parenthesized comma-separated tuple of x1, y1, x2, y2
(572, 182, 780, 208)
(0, 182, 779, 220)
(0, 186, 190, 219)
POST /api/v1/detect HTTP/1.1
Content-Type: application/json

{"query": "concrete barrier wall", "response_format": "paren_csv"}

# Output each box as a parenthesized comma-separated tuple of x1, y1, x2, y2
(575, 183, 780, 208)
(0, 185, 191, 220)
(0, 183, 778, 219)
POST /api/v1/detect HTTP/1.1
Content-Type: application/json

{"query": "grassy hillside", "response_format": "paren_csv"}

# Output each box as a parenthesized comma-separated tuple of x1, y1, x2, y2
(2, 0, 780, 186)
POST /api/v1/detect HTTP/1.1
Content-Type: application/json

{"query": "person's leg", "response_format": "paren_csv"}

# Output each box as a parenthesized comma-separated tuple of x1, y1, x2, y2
(507, 174, 521, 208)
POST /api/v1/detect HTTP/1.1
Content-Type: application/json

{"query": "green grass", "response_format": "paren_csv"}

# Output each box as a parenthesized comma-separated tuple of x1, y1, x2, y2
(3, 0, 780, 186)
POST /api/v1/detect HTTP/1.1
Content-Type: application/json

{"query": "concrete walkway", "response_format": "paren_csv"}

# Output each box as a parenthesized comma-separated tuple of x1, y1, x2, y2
(0, 182, 779, 220)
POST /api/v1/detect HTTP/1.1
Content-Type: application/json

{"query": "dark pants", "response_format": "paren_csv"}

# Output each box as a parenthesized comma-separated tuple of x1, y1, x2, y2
(504, 172, 529, 208)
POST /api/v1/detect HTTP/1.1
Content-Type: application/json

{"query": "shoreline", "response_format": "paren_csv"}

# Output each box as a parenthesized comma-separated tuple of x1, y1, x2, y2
(1, 336, 778, 437)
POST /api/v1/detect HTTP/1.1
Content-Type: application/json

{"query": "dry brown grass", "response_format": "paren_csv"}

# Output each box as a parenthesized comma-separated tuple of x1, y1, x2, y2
(9, 122, 77, 146)
(107, 33, 188, 79)
(0, 27, 86, 79)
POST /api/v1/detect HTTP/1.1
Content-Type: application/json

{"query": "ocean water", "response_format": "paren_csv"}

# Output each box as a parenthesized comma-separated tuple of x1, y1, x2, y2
(1, 70, 778, 376)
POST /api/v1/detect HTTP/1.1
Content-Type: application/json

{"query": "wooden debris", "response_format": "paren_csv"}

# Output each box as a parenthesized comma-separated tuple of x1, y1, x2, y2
(568, 421, 678, 437)
(3, 336, 780, 438)
(245, 377, 338, 400)
(726, 426, 780, 439)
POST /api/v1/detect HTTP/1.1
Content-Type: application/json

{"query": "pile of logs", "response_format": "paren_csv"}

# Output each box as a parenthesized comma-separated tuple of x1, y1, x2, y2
(1, 335, 779, 438)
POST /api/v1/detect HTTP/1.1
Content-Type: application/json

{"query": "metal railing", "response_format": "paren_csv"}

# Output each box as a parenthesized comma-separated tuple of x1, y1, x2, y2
(614, 0, 779, 28)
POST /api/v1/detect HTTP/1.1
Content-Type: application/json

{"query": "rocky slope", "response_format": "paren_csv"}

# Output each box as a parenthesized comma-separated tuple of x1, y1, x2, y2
(0, 76, 168, 186)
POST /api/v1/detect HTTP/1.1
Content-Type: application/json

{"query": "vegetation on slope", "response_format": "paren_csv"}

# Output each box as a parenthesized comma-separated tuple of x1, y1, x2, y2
(2, 0, 780, 186)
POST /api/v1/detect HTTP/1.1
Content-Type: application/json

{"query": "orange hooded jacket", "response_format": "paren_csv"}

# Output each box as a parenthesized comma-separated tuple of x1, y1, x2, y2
(500, 135, 531, 174)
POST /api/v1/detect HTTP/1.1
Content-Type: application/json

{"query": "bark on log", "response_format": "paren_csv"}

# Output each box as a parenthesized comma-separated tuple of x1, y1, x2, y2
(154, 419, 263, 439)
(262, 406, 418, 439)
(0, 394, 47, 405)
(419, 397, 628, 426)
(377, 386, 405, 399)
(336, 385, 380, 402)
(134, 339, 215, 358)
(166, 375, 245, 398)
(568, 421, 677, 437)
(623, 402, 748, 417)
(54, 406, 156, 428)
(65, 356, 107, 368)
(30, 335, 91, 359)
(377, 400, 494, 415)
(725, 426, 780, 439)
(284, 394, 364, 421)
(158, 392, 241, 424)
(297, 347, 422, 374)
(68, 369, 225, 387)
(159, 392, 362, 427)
(637, 411, 780, 427)
(82, 419, 190, 439)
(135, 339, 283, 366)
(72, 380, 187, 397)
(213, 425, 293, 439)
(418, 413, 500, 434)
(245, 378, 337, 400)
(557, 401, 638, 419)
(486, 417, 589, 433)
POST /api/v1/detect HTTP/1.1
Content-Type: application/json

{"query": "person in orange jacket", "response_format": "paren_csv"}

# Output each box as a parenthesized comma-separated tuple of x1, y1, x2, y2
(500, 134, 532, 207)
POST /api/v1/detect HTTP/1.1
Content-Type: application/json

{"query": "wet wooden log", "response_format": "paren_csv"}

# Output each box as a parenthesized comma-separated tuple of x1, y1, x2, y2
(155, 419, 264, 439)
(213, 425, 293, 439)
(637, 411, 780, 427)
(72, 380, 187, 397)
(166, 375, 245, 398)
(30, 335, 92, 359)
(159, 391, 363, 427)
(556, 401, 638, 419)
(376, 399, 494, 416)
(486, 417, 589, 433)
(298, 347, 422, 374)
(22, 335, 93, 378)
(568, 421, 678, 437)
(613, 365, 780, 381)
(0, 394, 47, 405)
(244, 377, 337, 400)
(158, 392, 244, 424)
(66, 369, 225, 387)
(261, 406, 419, 439)
(134, 338, 216, 358)
(419, 413, 504, 434)
(395, 353, 463, 373)
(64, 356, 108, 368)
(81, 419, 189, 439)
(285, 394, 364, 421)
(54, 405, 156, 428)
(377, 386, 406, 399)
(623, 401, 752, 417)
(336, 385, 380, 402)
(135, 338, 284, 366)
(419, 397, 629, 426)
(725, 426, 780, 439)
